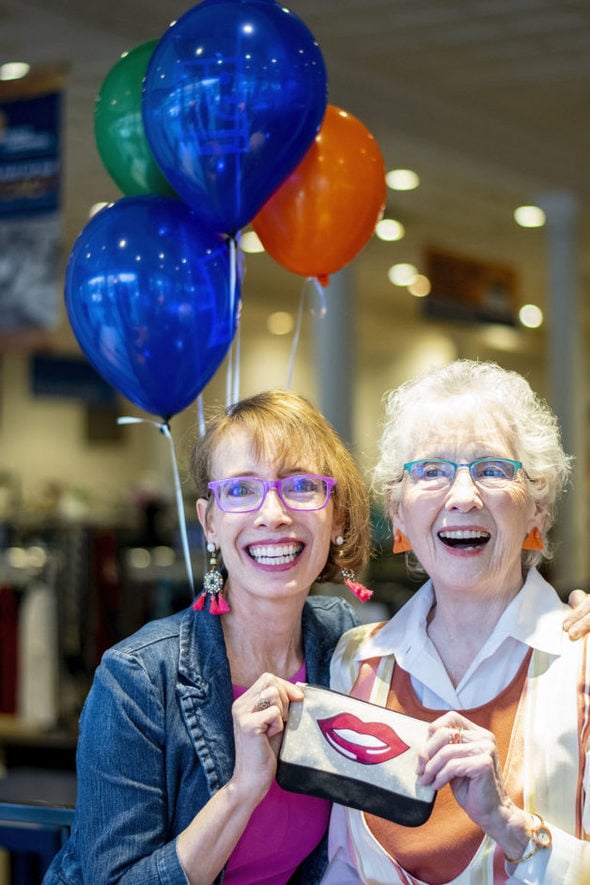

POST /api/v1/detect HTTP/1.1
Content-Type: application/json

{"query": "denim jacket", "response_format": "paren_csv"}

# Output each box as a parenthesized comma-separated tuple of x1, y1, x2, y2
(43, 595, 358, 885)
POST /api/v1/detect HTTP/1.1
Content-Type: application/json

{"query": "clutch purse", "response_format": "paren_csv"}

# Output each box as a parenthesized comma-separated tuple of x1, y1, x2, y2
(277, 683, 436, 826)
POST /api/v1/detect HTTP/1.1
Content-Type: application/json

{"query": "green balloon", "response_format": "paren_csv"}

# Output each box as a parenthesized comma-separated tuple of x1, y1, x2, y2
(94, 40, 176, 196)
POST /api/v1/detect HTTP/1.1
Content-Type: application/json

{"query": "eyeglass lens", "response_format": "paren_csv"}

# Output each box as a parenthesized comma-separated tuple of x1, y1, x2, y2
(211, 475, 332, 512)
(407, 458, 520, 488)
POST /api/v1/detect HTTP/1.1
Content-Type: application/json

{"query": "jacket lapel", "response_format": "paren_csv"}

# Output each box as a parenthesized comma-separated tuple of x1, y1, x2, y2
(177, 609, 235, 794)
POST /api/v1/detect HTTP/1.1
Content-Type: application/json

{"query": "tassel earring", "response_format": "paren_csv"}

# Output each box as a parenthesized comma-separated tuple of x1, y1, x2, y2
(522, 527, 544, 551)
(335, 536, 373, 603)
(192, 543, 230, 614)
(393, 530, 412, 554)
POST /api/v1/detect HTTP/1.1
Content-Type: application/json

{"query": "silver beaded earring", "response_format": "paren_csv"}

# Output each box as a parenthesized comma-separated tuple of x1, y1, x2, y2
(192, 542, 230, 614)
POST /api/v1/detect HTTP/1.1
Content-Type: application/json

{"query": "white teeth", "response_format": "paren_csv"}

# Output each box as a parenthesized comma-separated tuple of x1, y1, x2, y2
(439, 530, 489, 539)
(248, 543, 303, 565)
(333, 729, 388, 749)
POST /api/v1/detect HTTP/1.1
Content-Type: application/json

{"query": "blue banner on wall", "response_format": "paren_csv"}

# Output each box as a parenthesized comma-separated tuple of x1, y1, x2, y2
(0, 85, 63, 333)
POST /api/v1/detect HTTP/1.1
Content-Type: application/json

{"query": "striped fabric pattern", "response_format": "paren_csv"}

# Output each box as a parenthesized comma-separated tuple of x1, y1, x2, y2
(329, 620, 590, 884)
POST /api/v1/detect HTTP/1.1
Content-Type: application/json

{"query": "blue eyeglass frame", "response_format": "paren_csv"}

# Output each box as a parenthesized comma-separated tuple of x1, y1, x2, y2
(207, 474, 337, 513)
(403, 457, 523, 484)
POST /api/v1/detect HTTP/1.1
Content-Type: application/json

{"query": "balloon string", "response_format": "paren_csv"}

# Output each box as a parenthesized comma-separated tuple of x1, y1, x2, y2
(232, 321, 241, 404)
(286, 276, 328, 389)
(225, 236, 241, 407)
(117, 416, 195, 596)
(226, 345, 233, 408)
(286, 290, 306, 389)
(197, 394, 206, 438)
(229, 236, 237, 317)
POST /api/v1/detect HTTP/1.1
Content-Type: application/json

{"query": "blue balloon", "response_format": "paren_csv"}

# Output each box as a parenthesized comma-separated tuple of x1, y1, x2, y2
(65, 195, 239, 419)
(142, 0, 328, 235)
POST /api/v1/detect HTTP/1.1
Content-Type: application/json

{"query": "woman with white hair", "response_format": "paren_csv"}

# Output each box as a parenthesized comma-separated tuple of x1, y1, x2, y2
(326, 360, 590, 884)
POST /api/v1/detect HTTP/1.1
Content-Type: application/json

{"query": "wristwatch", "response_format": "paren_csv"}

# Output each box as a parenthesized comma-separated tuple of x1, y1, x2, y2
(505, 813, 552, 865)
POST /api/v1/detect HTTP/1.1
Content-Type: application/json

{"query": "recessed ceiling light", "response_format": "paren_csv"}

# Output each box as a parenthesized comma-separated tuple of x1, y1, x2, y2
(375, 218, 405, 241)
(519, 304, 543, 328)
(407, 274, 431, 297)
(480, 325, 522, 352)
(388, 262, 418, 286)
(514, 205, 546, 228)
(267, 311, 294, 335)
(0, 62, 30, 81)
(385, 169, 420, 191)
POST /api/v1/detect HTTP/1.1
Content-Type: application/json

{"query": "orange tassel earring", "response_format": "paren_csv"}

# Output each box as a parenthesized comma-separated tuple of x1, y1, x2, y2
(393, 530, 412, 554)
(522, 527, 544, 551)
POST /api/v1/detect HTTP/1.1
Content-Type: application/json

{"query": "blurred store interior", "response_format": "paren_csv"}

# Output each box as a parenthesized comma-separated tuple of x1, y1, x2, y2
(0, 3, 590, 857)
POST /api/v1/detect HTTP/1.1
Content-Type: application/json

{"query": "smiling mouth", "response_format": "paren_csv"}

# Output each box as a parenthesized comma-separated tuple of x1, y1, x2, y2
(318, 713, 410, 764)
(438, 529, 490, 550)
(247, 542, 304, 565)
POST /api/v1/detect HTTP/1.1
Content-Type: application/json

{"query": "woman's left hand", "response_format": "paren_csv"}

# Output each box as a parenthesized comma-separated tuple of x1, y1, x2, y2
(416, 711, 508, 830)
(417, 711, 539, 860)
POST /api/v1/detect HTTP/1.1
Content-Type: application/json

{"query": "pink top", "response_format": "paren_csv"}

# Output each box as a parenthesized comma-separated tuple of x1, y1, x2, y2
(224, 664, 331, 884)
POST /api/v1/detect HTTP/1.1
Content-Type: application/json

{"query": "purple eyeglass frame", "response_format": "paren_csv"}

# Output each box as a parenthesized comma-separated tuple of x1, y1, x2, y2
(207, 474, 336, 513)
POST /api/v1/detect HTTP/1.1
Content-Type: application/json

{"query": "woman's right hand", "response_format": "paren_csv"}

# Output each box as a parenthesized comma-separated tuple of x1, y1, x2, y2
(417, 711, 532, 862)
(177, 674, 304, 882)
(230, 673, 304, 805)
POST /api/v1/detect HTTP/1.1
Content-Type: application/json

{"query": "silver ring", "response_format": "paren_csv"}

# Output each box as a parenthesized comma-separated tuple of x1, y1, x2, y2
(254, 694, 271, 712)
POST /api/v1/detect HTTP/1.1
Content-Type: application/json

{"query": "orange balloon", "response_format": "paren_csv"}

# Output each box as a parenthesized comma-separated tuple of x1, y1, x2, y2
(252, 105, 386, 284)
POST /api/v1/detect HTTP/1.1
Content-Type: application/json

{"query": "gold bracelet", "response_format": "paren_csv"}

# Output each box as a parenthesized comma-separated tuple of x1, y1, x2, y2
(505, 813, 552, 865)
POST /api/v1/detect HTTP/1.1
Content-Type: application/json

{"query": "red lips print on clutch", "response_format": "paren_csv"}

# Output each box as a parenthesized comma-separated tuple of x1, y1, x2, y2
(318, 713, 410, 764)
(277, 684, 437, 826)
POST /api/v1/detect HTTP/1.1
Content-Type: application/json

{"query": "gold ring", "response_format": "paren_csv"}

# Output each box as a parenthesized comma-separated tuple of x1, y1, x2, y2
(448, 726, 463, 745)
